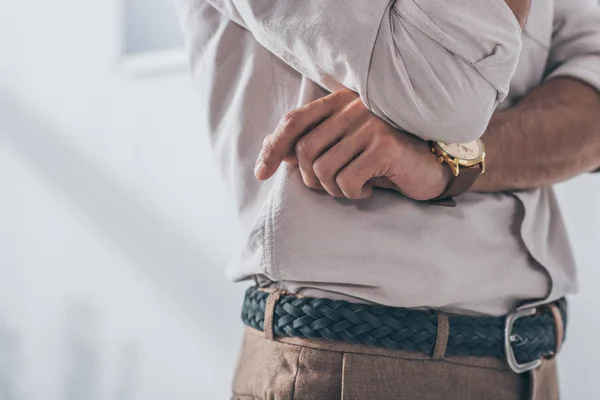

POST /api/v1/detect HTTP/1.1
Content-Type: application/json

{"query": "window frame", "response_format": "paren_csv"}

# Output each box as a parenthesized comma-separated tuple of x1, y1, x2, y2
(115, 0, 188, 77)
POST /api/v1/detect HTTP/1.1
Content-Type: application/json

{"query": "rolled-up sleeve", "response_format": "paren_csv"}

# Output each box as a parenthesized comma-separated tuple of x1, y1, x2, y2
(545, 1, 600, 92)
(193, 0, 523, 143)
(365, 0, 522, 142)
(544, 0, 600, 173)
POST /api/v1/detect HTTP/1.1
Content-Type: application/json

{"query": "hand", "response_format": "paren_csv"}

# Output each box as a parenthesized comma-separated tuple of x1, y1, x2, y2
(254, 88, 452, 201)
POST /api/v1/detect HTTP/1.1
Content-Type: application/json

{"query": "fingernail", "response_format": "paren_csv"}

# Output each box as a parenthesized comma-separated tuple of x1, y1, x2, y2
(254, 160, 267, 179)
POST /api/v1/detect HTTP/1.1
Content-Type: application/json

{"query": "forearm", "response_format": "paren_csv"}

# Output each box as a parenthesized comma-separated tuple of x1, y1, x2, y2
(472, 78, 600, 192)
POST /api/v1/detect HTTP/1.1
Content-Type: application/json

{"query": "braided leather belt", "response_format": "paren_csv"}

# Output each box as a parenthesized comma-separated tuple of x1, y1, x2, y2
(241, 286, 567, 373)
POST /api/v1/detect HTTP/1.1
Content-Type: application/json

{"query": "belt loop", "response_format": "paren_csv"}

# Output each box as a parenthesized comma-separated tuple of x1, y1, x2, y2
(432, 312, 449, 360)
(547, 304, 564, 357)
(263, 289, 286, 340)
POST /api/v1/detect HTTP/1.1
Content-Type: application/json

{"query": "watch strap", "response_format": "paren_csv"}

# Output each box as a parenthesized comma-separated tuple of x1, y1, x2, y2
(429, 163, 483, 207)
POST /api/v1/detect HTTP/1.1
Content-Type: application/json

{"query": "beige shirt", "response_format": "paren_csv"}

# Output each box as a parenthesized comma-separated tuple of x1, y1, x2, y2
(176, 0, 600, 315)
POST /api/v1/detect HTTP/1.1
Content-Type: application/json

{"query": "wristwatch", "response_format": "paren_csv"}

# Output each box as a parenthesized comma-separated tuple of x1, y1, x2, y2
(428, 139, 486, 207)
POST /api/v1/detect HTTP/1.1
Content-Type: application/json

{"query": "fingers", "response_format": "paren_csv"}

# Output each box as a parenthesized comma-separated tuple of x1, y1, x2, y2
(367, 176, 401, 191)
(255, 89, 356, 180)
(312, 125, 371, 197)
(295, 98, 369, 191)
(334, 149, 381, 200)
(295, 128, 339, 191)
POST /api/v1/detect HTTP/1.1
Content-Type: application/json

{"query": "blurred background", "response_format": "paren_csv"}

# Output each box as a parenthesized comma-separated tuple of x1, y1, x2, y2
(0, 0, 599, 399)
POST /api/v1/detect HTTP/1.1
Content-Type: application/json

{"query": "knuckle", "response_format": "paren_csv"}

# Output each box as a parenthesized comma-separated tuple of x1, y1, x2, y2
(294, 137, 312, 158)
(366, 116, 388, 134)
(262, 134, 272, 147)
(313, 159, 331, 179)
(334, 110, 351, 126)
(280, 111, 301, 131)
(302, 174, 322, 190)
(336, 99, 366, 125)
(260, 141, 276, 160)
(347, 97, 367, 113)
(348, 162, 366, 178)
(327, 88, 358, 110)
(363, 115, 380, 127)
(372, 129, 393, 148)
(333, 88, 355, 102)
(335, 173, 356, 192)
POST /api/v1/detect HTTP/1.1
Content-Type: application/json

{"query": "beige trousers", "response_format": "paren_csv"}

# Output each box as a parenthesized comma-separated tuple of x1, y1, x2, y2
(231, 326, 559, 400)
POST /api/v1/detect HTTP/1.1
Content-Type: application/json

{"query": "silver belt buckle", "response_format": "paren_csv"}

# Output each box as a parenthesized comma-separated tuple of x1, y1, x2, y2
(504, 306, 543, 374)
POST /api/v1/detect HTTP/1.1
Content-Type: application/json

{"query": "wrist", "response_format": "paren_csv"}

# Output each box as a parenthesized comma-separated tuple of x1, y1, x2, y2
(407, 134, 454, 200)
(427, 139, 486, 205)
(431, 158, 453, 199)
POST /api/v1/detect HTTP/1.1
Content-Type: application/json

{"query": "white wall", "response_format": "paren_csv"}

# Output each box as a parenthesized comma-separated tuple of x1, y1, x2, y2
(0, 1, 598, 399)
(553, 177, 600, 399)
(0, 1, 245, 399)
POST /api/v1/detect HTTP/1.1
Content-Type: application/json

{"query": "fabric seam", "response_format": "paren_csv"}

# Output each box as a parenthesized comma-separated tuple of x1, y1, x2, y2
(268, 183, 277, 279)
(262, 52, 286, 280)
(268, 51, 286, 117)
(395, 1, 521, 66)
(394, 1, 522, 98)
(362, 1, 392, 110)
(546, 55, 600, 86)
(243, 327, 510, 372)
(340, 353, 347, 400)
(262, 187, 275, 278)
(506, 191, 555, 309)
(290, 347, 304, 399)
(524, 30, 551, 51)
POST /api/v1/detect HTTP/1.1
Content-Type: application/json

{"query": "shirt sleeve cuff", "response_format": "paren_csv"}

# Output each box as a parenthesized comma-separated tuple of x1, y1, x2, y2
(470, 0, 524, 102)
(545, 55, 600, 173)
(545, 55, 600, 96)
(393, 0, 523, 103)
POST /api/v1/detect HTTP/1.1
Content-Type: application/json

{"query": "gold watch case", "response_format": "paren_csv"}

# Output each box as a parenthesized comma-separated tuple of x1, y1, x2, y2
(430, 139, 486, 177)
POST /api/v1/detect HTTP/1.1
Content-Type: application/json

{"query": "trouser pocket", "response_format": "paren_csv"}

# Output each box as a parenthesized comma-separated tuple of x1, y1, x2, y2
(340, 352, 526, 400)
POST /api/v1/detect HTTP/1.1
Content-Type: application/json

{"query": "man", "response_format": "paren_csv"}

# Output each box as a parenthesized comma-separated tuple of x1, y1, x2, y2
(176, 0, 600, 398)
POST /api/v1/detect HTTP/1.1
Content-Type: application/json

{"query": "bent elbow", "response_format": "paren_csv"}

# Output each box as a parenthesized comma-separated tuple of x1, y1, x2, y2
(429, 99, 495, 144)
(393, 87, 497, 144)
(363, 47, 506, 144)
(363, 1, 521, 143)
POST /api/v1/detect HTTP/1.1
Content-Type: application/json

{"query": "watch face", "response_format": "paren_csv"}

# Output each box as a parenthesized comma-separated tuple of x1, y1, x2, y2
(438, 139, 484, 161)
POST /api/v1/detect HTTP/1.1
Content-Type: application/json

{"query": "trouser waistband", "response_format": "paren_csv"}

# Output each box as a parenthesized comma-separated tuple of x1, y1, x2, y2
(240, 286, 567, 374)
